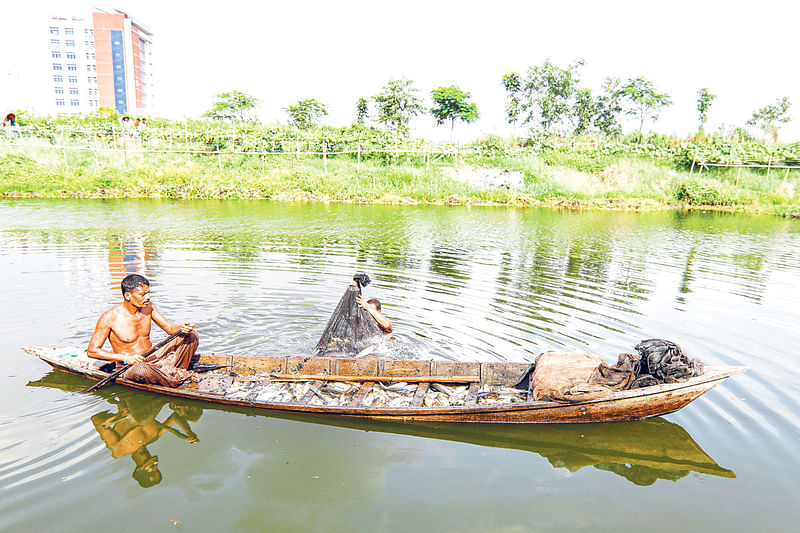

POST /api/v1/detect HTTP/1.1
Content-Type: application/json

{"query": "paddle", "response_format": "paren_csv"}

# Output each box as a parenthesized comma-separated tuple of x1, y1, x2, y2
(84, 330, 182, 393)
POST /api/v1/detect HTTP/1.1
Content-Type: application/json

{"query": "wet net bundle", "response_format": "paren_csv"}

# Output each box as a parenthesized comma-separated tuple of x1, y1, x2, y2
(531, 339, 705, 402)
(313, 273, 383, 356)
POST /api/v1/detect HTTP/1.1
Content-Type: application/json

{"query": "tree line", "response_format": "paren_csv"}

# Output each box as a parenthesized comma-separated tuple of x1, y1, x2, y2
(203, 59, 794, 143)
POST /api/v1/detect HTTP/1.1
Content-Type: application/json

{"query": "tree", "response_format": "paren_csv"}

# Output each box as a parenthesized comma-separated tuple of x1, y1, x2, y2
(373, 78, 425, 136)
(572, 88, 596, 135)
(502, 72, 523, 131)
(522, 59, 584, 131)
(356, 97, 369, 125)
(203, 90, 260, 122)
(617, 77, 672, 131)
(746, 97, 792, 143)
(593, 77, 623, 136)
(285, 98, 328, 129)
(696, 88, 716, 131)
(430, 85, 479, 139)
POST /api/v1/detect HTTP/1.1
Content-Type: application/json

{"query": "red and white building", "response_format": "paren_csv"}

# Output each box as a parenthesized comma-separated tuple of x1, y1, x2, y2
(46, 9, 153, 115)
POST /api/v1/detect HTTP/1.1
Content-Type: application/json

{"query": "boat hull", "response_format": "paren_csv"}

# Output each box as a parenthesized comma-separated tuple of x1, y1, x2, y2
(22, 347, 745, 424)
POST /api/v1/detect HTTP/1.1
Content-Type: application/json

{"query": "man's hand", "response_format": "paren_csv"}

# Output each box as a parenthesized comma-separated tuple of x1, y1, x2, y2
(356, 295, 370, 312)
(123, 353, 145, 365)
(180, 322, 195, 334)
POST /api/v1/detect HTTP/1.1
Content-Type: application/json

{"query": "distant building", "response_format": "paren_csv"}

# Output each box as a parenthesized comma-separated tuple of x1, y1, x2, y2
(46, 9, 153, 115)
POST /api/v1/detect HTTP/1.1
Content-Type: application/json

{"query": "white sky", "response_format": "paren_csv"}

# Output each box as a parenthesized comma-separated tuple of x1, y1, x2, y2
(1, 1, 799, 142)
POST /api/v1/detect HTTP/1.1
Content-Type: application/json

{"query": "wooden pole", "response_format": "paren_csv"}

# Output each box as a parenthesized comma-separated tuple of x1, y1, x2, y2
(782, 167, 790, 185)
(736, 166, 741, 186)
(766, 156, 772, 179)
(185, 124, 190, 164)
(357, 144, 361, 172)
(690, 153, 696, 176)
(323, 140, 327, 173)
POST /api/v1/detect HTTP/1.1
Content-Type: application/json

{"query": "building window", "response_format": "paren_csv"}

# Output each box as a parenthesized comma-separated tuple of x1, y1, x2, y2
(87, 76, 97, 84)
(66, 52, 76, 59)
(70, 100, 80, 107)
(53, 63, 62, 71)
(65, 28, 74, 35)
(56, 99, 65, 106)
(85, 41, 94, 49)
(84, 29, 94, 37)
(86, 64, 96, 72)
(55, 87, 64, 95)
(68, 76, 78, 83)
(50, 39, 60, 46)
(51, 51, 61, 59)
(67, 64, 77, 71)
(49, 27, 59, 35)
(85, 52, 95, 60)
(54, 75, 63, 83)
(65, 40, 75, 47)
(69, 88, 79, 95)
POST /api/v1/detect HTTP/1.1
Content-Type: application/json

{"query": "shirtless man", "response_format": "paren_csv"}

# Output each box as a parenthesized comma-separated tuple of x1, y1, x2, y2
(357, 294, 393, 339)
(87, 274, 198, 387)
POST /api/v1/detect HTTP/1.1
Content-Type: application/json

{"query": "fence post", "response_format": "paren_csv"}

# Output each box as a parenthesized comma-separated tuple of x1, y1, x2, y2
(783, 167, 790, 185)
(736, 166, 741, 186)
(185, 124, 190, 164)
(357, 144, 361, 173)
(766, 156, 772, 179)
(323, 141, 327, 173)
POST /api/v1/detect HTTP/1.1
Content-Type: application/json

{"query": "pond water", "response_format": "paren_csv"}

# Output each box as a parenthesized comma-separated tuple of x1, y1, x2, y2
(1, 199, 799, 532)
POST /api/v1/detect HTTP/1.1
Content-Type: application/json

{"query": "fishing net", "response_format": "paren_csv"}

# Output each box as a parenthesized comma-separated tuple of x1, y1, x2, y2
(313, 273, 384, 357)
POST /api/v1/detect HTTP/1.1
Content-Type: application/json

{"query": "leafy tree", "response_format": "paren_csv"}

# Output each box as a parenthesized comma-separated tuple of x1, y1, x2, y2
(430, 85, 479, 139)
(285, 98, 328, 129)
(502, 72, 523, 130)
(746, 97, 792, 143)
(356, 98, 369, 125)
(593, 77, 623, 136)
(522, 59, 584, 131)
(203, 90, 260, 122)
(572, 88, 596, 135)
(696, 88, 716, 131)
(373, 78, 425, 136)
(617, 77, 672, 131)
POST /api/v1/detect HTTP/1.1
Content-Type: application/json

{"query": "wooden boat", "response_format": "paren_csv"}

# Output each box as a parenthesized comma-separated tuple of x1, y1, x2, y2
(22, 346, 746, 424)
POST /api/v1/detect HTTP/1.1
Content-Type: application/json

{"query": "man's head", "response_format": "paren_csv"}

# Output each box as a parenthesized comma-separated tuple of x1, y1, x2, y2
(367, 298, 382, 312)
(121, 274, 151, 307)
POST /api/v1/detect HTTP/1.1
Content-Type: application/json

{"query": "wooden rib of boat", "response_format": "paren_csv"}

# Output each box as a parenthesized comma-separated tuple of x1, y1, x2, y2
(22, 346, 746, 424)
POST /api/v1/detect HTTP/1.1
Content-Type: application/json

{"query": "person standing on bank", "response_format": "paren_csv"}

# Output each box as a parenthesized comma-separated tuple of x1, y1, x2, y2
(87, 274, 198, 387)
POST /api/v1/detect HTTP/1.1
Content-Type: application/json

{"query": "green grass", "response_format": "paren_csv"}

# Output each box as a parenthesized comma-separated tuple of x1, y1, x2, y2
(1, 146, 799, 217)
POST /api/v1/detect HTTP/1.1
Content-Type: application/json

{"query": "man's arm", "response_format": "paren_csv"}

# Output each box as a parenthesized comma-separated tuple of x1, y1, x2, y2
(151, 304, 195, 335)
(357, 296, 393, 333)
(87, 313, 126, 363)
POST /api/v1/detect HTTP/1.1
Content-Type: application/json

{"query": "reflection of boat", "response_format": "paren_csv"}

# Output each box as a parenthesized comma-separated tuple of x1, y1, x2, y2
(23, 347, 745, 424)
(28, 369, 736, 486)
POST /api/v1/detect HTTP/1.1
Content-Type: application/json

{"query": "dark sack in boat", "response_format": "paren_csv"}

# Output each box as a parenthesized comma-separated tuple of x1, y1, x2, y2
(313, 273, 383, 357)
(635, 339, 704, 383)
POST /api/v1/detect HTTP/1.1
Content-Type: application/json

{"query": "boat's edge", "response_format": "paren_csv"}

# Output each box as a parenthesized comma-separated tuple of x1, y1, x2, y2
(22, 346, 747, 423)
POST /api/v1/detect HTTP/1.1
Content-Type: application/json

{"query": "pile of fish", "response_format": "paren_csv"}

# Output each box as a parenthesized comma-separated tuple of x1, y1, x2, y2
(220, 374, 527, 407)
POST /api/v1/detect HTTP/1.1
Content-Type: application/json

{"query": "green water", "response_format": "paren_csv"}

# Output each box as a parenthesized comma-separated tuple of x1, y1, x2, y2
(1, 199, 799, 531)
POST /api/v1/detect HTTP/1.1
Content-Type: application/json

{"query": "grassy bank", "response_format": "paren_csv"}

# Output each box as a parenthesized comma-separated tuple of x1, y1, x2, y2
(2, 146, 799, 217)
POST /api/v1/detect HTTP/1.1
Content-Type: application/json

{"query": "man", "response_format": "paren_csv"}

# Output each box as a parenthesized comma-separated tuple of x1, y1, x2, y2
(87, 273, 198, 387)
(356, 294, 393, 339)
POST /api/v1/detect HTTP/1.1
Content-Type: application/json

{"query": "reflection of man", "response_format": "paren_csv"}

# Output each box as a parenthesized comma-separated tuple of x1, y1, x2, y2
(87, 273, 198, 387)
(91, 398, 201, 488)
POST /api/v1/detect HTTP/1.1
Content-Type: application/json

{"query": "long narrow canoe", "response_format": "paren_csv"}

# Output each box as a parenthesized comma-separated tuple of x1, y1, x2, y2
(22, 346, 746, 424)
